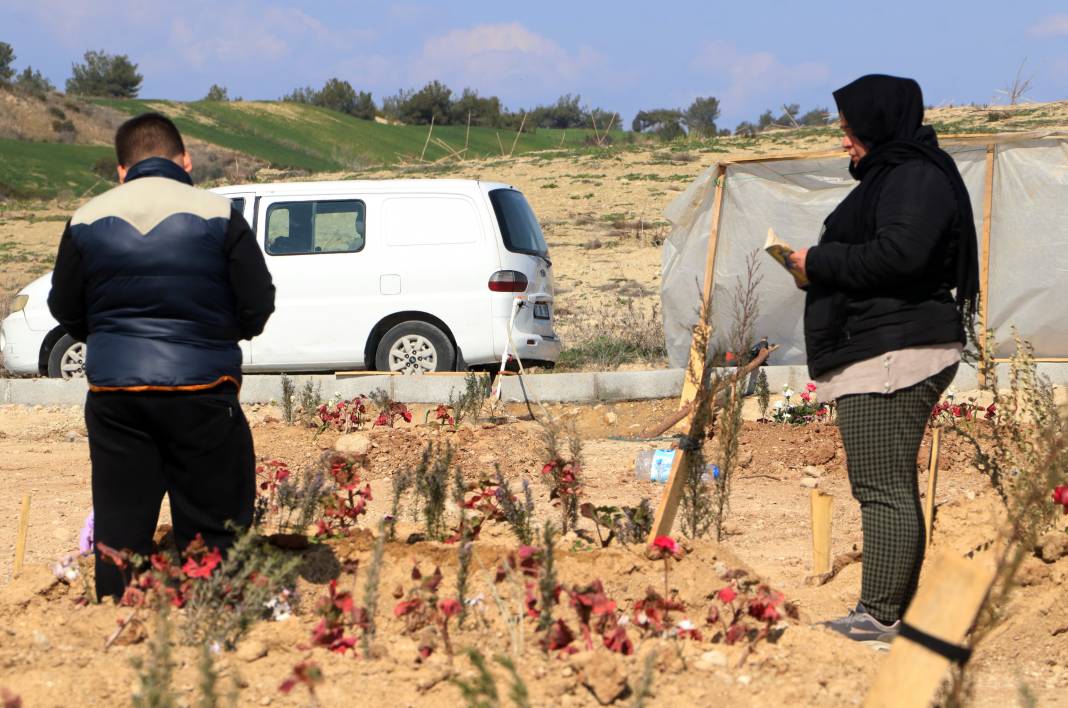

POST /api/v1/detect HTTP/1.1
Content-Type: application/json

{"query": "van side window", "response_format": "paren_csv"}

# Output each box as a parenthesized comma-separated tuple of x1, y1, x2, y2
(265, 200, 366, 255)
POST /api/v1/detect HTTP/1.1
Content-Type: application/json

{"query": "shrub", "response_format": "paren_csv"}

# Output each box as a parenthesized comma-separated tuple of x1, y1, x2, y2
(203, 84, 229, 101)
(539, 419, 583, 534)
(414, 442, 453, 540)
(495, 471, 536, 545)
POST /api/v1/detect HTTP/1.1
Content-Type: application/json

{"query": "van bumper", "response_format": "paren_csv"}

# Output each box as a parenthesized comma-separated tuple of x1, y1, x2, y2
(510, 331, 562, 366)
(1, 312, 44, 375)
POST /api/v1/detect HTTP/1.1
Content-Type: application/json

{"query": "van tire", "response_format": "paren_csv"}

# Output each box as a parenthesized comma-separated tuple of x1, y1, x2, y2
(47, 334, 87, 379)
(375, 321, 455, 374)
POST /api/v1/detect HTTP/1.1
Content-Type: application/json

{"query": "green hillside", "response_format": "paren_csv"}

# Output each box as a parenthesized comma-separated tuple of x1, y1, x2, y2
(0, 139, 113, 199)
(94, 98, 620, 172)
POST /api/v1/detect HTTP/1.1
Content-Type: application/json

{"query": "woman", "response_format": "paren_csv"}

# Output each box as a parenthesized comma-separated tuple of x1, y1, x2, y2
(788, 74, 979, 647)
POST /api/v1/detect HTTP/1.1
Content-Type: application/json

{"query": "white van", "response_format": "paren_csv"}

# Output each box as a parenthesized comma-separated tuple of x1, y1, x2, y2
(0, 179, 561, 377)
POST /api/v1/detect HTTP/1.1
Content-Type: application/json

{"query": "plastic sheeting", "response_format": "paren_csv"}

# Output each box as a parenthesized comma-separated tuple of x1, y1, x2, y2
(661, 139, 1065, 369)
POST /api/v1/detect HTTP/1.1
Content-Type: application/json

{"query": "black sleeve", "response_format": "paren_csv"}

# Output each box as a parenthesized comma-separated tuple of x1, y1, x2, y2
(805, 162, 957, 291)
(225, 208, 275, 340)
(46, 221, 89, 342)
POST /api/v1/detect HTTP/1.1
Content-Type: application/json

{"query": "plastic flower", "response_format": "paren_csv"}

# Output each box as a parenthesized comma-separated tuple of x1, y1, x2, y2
(438, 598, 462, 618)
(806, 382, 817, 393)
(783, 388, 794, 400)
(1052, 486, 1068, 514)
(773, 400, 785, 410)
(651, 535, 682, 559)
(717, 586, 737, 604)
(183, 548, 222, 578)
(799, 391, 811, 403)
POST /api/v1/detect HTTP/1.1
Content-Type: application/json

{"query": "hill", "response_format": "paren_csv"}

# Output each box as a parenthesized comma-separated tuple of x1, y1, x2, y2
(0, 90, 623, 199)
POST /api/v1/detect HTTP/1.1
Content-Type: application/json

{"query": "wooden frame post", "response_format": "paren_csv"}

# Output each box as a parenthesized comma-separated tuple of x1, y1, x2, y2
(924, 427, 942, 550)
(649, 165, 727, 541)
(677, 165, 727, 410)
(810, 490, 833, 576)
(864, 552, 997, 707)
(977, 144, 995, 389)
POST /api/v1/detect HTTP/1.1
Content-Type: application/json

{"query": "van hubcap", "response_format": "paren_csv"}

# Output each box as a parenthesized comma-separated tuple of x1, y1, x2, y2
(61, 342, 87, 379)
(388, 335, 436, 375)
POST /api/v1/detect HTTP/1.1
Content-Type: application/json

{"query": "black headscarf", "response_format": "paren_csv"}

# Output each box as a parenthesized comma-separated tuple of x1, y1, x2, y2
(831, 74, 979, 321)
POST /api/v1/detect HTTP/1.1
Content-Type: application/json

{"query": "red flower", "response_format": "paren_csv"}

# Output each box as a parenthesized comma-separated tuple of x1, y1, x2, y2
(951, 405, 963, 418)
(806, 382, 817, 393)
(799, 391, 811, 403)
(182, 548, 222, 578)
(651, 535, 680, 558)
(724, 622, 747, 645)
(1052, 486, 1068, 514)
(985, 403, 996, 420)
(437, 598, 462, 618)
(604, 626, 634, 655)
(717, 586, 737, 604)
(373, 412, 389, 427)
(394, 599, 423, 617)
(725, 351, 735, 363)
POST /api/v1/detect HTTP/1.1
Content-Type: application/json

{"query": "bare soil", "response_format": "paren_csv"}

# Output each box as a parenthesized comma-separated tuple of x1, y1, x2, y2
(1, 401, 1066, 707)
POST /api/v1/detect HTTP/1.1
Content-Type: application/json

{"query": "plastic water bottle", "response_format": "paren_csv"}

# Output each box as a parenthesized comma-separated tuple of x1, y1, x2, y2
(635, 449, 717, 483)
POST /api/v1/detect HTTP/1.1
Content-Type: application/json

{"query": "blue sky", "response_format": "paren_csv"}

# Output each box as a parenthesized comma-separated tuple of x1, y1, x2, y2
(2, 0, 1067, 129)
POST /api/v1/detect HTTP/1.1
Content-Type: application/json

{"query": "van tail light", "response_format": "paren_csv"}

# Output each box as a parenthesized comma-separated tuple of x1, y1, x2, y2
(488, 270, 528, 292)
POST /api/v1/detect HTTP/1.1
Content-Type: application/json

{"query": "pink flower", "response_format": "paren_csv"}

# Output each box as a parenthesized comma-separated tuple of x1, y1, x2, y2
(717, 586, 737, 604)
(806, 382, 817, 393)
(799, 392, 811, 403)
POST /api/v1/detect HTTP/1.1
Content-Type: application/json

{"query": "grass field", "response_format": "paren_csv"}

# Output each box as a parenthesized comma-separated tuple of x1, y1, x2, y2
(93, 98, 625, 171)
(0, 139, 113, 199)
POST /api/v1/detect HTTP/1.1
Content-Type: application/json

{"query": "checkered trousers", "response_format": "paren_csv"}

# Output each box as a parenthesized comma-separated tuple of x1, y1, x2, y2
(835, 363, 958, 624)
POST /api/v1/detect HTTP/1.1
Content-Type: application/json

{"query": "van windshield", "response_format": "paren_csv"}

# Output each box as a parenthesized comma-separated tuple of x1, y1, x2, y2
(489, 188, 549, 258)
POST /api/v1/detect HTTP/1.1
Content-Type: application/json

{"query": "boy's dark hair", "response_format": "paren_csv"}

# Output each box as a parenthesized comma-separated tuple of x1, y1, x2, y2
(114, 112, 185, 167)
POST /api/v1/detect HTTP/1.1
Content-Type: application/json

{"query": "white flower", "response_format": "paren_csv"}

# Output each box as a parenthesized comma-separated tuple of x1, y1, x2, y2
(773, 400, 785, 409)
(783, 389, 794, 401)
(676, 619, 695, 631)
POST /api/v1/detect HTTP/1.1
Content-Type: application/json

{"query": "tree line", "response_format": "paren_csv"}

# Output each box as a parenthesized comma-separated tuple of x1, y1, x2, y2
(1, 42, 836, 138)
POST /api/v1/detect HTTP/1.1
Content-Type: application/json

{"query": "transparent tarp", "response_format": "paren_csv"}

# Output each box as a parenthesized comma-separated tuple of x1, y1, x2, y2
(661, 137, 1065, 368)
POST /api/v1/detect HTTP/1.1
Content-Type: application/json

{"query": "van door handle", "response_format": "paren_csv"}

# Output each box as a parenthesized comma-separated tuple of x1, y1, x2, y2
(380, 274, 401, 295)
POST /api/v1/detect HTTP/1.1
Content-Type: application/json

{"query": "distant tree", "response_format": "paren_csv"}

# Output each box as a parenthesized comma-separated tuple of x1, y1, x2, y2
(532, 93, 587, 129)
(777, 103, 801, 127)
(14, 67, 54, 98)
(756, 109, 775, 130)
(204, 84, 229, 101)
(66, 50, 142, 98)
(282, 85, 318, 104)
(684, 96, 721, 137)
(399, 80, 453, 125)
(734, 121, 758, 137)
(380, 88, 412, 122)
(632, 108, 686, 140)
(588, 107, 621, 132)
(0, 42, 14, 85)
(350, 90, 376, 120)
(316, 78, 358, 114)
(449, 88, 502, 127)
(799, 106, 831, 126)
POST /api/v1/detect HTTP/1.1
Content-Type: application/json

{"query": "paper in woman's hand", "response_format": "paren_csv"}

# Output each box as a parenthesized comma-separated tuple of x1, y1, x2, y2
(764, 228, 809, 289)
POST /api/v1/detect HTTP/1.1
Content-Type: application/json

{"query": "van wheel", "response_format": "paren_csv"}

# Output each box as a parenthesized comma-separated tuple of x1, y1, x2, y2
(375, 321, 455, 375)
(47, 334, 87, 379)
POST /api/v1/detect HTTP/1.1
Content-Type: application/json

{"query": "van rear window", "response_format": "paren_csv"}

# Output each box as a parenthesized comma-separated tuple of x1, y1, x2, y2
(489, 189, 548, 258)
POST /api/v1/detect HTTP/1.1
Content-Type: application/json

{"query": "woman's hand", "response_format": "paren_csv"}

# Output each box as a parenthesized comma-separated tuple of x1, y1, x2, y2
(788, 248, 809, 281)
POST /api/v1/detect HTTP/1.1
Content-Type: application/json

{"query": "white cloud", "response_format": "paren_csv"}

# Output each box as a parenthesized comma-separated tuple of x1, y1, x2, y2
(410, 23, 601, 98)
(691, 41, 830, 117)
(1028, 14, 1068, 37)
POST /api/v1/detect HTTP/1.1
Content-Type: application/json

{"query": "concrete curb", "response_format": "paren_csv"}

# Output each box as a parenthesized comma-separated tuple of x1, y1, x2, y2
(0, 364, 1056, 407)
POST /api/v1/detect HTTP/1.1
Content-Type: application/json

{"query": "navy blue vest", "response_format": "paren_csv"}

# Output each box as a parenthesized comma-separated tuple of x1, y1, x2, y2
(70, 158, 243, 389)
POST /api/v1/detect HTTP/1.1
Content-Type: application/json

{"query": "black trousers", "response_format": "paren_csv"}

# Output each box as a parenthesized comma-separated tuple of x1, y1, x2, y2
(85, 387, 255, 599)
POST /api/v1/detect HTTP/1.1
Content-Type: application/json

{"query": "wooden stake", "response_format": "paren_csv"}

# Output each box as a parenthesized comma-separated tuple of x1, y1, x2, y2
(925, 427, 943, 550)
(496, 131, 506, 157)
(13, 494, 30, 578)
(977, 144, 995, 388)
(508, 112, 527, 157)
(419, 115, 436, 162)
(810, 489, 833, 576)
(863, 552, 997, 708)
(465, 110, 471, 155)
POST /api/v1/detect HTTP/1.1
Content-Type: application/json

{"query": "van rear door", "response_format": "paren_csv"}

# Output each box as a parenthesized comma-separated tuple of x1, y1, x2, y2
(486, 188, 557, 348)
